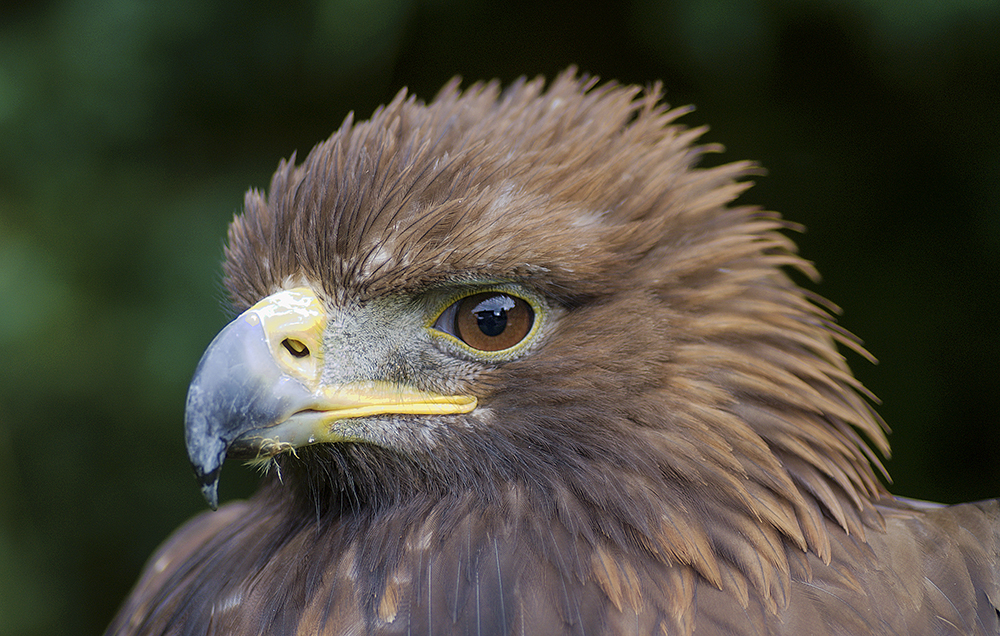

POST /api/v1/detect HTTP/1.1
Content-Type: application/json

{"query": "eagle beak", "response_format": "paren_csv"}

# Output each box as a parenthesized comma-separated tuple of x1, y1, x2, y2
(184, 287, 477, 509)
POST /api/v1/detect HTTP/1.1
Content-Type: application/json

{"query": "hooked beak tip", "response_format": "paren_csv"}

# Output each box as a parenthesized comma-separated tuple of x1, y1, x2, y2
(196, 468, 221, 510)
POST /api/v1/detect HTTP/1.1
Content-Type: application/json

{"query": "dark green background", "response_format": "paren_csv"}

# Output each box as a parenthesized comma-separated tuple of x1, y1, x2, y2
(1, 1, 998, 633)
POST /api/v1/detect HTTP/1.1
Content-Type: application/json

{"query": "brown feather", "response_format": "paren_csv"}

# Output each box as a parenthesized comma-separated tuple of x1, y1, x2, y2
(107, 69, 1000, 635)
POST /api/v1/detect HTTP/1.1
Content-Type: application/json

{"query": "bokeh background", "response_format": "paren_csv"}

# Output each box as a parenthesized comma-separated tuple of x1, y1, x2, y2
(1, 0, 998, 633)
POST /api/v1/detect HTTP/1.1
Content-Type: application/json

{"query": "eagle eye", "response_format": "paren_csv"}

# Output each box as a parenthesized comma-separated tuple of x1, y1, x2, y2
(434, 292, 535, 353)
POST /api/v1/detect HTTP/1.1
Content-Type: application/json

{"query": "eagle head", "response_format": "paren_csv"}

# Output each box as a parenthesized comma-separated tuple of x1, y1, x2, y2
(176, 69, 889, 629)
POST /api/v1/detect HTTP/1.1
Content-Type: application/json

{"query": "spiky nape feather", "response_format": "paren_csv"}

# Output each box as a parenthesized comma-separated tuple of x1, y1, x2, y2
(109, 70, 1000, 636)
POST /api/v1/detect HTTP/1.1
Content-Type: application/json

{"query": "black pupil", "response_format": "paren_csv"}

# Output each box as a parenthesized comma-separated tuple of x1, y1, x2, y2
(473, 296, 515, 337)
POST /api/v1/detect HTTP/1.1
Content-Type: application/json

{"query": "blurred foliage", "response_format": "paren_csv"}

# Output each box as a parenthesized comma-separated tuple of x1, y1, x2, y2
(0, 0, 998, 633)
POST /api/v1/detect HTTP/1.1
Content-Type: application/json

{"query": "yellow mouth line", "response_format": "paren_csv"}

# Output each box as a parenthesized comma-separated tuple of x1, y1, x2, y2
(235, 383, 478, 460)
(310, 382, 478, 419)
(310, 393, 478, 417)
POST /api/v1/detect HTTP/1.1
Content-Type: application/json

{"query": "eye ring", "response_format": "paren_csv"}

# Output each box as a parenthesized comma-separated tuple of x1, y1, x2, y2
(433, 291, 535, 353)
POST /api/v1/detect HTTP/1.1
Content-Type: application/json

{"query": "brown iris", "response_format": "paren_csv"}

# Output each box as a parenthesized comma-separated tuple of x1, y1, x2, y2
(436, 292, 535, 352)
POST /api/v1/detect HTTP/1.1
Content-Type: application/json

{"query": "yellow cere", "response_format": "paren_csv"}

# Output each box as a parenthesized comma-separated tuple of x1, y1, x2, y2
(244, 287, 327, 385)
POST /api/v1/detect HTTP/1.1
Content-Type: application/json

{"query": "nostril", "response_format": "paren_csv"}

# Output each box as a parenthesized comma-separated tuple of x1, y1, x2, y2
(282, 338, 309, 358)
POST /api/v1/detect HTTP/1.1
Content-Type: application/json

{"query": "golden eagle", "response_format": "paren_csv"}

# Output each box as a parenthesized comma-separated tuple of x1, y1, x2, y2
(107, 70, 1000, 635)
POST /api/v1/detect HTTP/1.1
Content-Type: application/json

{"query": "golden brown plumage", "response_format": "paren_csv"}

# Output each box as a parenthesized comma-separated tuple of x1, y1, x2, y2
(107, 70, 1000, 635)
